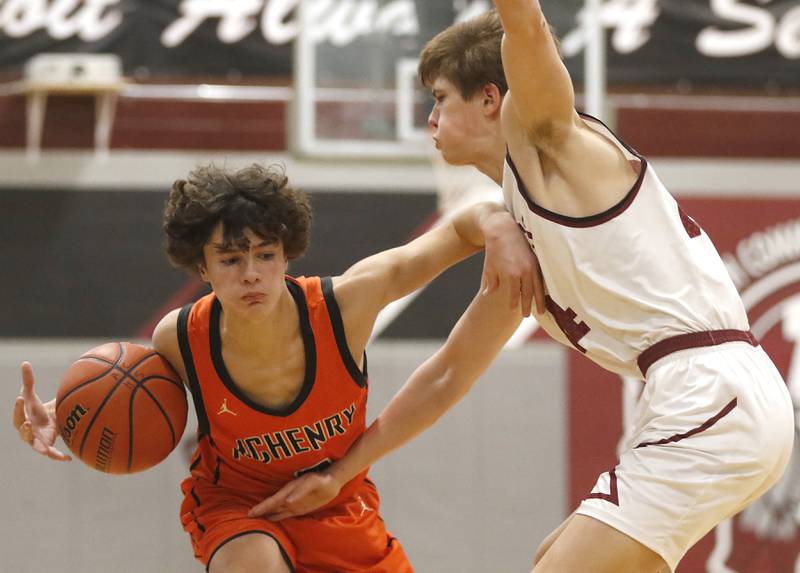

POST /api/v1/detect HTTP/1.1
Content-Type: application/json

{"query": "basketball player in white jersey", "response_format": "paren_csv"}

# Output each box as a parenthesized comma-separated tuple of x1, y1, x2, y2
(248, 3, 795, 572)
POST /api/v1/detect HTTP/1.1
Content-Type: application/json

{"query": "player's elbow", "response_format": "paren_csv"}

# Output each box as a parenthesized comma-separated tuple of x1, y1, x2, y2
(428, 357, 480, 410)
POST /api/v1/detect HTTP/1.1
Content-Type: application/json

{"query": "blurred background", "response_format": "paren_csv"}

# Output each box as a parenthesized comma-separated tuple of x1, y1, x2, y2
(1, 0, 798, 571)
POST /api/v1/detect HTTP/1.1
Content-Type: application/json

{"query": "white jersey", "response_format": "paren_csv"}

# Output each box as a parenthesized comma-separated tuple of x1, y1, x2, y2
(502, 113, 749, 379)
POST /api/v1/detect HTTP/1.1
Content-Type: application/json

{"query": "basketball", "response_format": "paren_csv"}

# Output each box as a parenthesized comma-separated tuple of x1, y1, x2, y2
(55, 342, 188, 474)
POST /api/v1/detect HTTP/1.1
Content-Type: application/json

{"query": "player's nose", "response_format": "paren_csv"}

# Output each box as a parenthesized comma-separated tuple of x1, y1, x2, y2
(241, 257, 261, 283)
(428, 108, 438, 130)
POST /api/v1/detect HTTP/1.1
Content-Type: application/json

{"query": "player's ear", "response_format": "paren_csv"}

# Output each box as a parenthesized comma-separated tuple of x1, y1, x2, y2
(482, 82, 502, 116)
(197, 262, 209, 282)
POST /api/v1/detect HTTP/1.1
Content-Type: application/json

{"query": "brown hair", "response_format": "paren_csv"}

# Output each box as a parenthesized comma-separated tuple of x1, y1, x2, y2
(163, 163, 312, 272)
(418, 9, 561, 100)
(419, 10, 507, 100)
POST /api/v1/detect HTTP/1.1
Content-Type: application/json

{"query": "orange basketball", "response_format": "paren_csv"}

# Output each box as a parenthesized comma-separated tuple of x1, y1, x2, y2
(55, 342, 188, 474)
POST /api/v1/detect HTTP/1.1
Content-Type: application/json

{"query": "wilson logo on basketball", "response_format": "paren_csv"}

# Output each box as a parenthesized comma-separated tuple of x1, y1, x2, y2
(59, 403, 88, 446)
(95, 426, 117, 473)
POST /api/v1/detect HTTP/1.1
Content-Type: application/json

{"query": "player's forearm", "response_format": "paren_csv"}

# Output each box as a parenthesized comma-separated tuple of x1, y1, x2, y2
(327, 356, 469, 485)
(327, 290, 522, 486)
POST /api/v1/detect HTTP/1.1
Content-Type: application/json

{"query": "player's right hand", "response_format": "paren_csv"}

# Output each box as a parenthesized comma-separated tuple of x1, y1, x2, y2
(12, 362, 71, 462)
(480, 210, 546, 316)
(248, 471, 342, 521)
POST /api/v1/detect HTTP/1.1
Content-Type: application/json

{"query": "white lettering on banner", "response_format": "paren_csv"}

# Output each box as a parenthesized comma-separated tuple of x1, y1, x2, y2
(734, 218, 800, 279)
(560, 0, 799, 60)
(162, 0, 261, 48)
(697, 0, 800, 59)
(161, 0, 418, 48)
(560, 0, 660, 58)
(0, 0, 122, 41)
(261, 0, 295, 44)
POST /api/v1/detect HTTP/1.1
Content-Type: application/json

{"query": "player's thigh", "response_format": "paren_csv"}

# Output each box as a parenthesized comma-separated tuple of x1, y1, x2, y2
(532, 511, 575, 566)
(532, 514, 667, 573)
(208, 532, 292, 573)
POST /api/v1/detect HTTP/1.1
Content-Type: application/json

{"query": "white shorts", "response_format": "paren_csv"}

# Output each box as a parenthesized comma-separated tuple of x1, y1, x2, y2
(576, 341, 795, 572)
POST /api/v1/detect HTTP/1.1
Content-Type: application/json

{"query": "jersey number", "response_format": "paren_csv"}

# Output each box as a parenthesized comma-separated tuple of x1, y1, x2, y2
(546, 296, 590, 352)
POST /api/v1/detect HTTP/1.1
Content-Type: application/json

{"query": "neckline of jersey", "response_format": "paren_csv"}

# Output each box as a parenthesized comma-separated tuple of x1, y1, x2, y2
(208, 278, 318, 417)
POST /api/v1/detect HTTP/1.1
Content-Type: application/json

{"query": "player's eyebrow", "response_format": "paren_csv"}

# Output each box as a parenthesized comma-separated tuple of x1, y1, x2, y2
(211, 239, 275, 253)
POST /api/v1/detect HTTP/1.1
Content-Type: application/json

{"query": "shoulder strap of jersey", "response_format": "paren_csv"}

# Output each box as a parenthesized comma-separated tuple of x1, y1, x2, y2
(320, 276, 367, 387)
(177, 302, 211, 438)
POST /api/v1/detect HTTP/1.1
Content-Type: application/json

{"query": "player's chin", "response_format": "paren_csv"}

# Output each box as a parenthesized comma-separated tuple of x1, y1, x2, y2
(440, 148, 468, 166)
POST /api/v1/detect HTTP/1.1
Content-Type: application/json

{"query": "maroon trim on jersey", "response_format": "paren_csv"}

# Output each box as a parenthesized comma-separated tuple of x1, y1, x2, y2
(678, 205, 702, 238)
(635, 398, 738, 450)
(638, 329, 758, 376)
(586, 468, 619, 506)
(505, 112, 647, 228)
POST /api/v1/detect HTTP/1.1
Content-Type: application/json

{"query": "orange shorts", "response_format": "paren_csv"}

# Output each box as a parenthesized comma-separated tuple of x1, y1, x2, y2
(180, 476, 413, 572)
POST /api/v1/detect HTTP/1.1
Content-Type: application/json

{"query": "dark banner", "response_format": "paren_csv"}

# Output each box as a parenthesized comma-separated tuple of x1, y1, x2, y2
(0, 0, 797, 87)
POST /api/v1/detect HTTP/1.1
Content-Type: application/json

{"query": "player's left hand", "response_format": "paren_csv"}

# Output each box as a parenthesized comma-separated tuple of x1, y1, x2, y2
(480, 211, 545, 316)
(248, 471, 342, 521)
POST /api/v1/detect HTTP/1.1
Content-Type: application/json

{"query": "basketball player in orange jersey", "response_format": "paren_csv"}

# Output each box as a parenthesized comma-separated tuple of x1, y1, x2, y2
(12, 162, 544, 572)
(248, 5, 796, 573)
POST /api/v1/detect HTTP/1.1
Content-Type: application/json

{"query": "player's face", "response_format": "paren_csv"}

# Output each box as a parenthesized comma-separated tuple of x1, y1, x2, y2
(427, 77, 489, 165)
(199, 225, 288, 316)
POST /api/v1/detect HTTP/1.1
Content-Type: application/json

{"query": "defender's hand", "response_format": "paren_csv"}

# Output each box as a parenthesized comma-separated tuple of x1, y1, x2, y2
(12, 362, 71, 462)
(248, 472, 342, 521)
(480, 211, 545, 316)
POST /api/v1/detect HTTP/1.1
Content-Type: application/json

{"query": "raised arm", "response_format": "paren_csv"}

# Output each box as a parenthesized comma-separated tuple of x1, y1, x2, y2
(495, 0, 576, 137)
(249, 282, 523, 519)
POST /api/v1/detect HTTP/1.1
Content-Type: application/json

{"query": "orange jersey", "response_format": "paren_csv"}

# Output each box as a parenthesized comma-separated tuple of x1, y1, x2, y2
(177, 276, 370, 503)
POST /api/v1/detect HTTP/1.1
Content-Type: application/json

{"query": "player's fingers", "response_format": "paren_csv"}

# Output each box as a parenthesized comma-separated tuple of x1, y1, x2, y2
(520, 276, 534, 317)
(266, 510, 296, 522)
(13, 396, 26, 429)
(482, 273, 499, 296)
(20, 362, 45, 421)
(44, 445, 71, 462)
(532, 261, 546, 315)
(20, 362, 35, 396)
(19, 421, 33, 444)
(248, 487, 293, 517)
(508, 277, 521, 309)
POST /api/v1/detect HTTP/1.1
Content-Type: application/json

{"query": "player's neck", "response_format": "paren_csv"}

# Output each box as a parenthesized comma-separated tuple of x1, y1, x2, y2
(472, 142, 507, 185)
(220, 286, 299, 355)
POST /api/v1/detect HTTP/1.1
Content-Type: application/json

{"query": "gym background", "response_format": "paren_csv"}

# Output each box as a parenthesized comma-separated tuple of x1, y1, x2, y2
(1, 1, 798, 571)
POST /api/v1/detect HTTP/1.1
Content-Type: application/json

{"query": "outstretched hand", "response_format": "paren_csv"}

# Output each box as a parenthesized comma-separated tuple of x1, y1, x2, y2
(248, 472, 342, 521)
(480, 211, 545, 316)
(12, 362, 71, 462)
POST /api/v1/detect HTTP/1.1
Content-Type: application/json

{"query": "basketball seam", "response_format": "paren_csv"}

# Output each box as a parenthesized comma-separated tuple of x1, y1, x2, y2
(55, 359, 117, 411)
(129, 378, 184, 471)
(138, 377, 181, 446)
(77, 345, 160, 467)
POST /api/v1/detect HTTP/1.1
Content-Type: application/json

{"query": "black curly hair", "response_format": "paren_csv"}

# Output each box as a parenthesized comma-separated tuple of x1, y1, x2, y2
(163, 163, 312, 273)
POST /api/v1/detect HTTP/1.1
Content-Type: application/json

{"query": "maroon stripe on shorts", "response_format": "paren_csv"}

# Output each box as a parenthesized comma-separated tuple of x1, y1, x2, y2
(586, 468, 619, 506)
(638, 329, 757, 376)
(635, 397, 738, 450)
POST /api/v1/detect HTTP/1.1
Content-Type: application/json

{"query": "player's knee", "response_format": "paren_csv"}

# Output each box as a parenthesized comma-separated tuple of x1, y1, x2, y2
(208, 533, 291, 573)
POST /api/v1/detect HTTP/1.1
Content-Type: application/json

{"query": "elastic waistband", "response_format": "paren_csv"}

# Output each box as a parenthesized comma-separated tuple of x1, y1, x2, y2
(638, 329, 758, 377)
